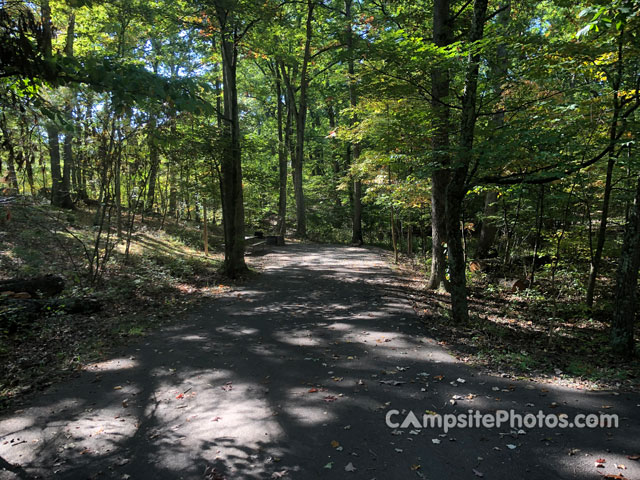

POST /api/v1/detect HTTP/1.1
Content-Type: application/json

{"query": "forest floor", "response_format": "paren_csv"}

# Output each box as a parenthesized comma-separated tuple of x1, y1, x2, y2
(0, 199, 236, 409)
(1, 243, 639, 479)
(392, 256, 640, 393)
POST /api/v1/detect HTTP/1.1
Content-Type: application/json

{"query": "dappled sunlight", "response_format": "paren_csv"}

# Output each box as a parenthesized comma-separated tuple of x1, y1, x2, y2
(325, 322, 356, 331)
(273, 332, 323, 347)
(1, 245, 638, 479)
(85, 357, 139, 372)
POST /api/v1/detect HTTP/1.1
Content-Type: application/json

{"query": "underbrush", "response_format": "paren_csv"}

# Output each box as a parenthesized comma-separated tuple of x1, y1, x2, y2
(0, 198, 228, 409)
(388, 248, 639, 392)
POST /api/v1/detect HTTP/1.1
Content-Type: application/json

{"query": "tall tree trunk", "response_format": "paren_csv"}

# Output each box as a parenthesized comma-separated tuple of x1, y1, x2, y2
(293, 0, 314, 238)
(75, 100, 90, 201)
(0, 114, 20, 193)
(59, 12, 75, 209)
(476, 3, 509, 259)
(146, 114, 159, 213)
(203, 201, 209, 255)
(280, 1, 314, 238)
(428, 0, 453, 289)
(115, 126, 123, 238)
(275, 63, 287, 236)
(476, 190, 498, 257)
(587, 28, 626, 308)
(47, 124, 63, 205)
(346, 0, 363, 245)
(61, 116, 73, 208)
(217, 9, 247, 276)
(445, 0, 489, 323)
(610, 172, 640, 357)
(530, 185, 544, 285)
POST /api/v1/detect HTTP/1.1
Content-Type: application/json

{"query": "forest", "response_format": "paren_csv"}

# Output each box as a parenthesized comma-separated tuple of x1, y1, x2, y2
(1, 0, 639, 362)
(1, 0, 640, 363)
(1, 0, 640, 478)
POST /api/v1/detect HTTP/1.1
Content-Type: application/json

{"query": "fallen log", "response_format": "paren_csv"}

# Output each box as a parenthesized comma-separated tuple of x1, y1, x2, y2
(0, 275, 64, 298)
(1, 296, 102, 334)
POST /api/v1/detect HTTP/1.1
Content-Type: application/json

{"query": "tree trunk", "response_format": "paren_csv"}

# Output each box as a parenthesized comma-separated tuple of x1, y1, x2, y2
(168, 118, 178, 218)
(0, 115, 20, 193)
(428, 0, 453, 290)
(280, 1, 314, 238)
(477, 190, 498, 258)
(47, 124, 63, 206)
(610, 172, 640, 357)
(530, 185, 544, 285)
(476, 4, 509, 259)
(146, 114, 159, 213)
(445, 0, 489, 323)
(346, 0, 363, 245)
(275, 64, 287, 237)
(59, 12, 75, 209)
(294, 1, 314, 238)
(203, 201, 209, 256)
(587, 114, 621, 307)
(217, 9, 247, 277)
(429, 170, 450, 289)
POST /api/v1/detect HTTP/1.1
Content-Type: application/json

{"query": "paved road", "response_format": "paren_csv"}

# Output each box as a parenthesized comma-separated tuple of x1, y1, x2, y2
(1, 245, 639, 479)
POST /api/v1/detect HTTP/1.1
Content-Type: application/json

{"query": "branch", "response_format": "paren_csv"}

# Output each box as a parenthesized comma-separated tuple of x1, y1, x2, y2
(477, 97, 640, 185)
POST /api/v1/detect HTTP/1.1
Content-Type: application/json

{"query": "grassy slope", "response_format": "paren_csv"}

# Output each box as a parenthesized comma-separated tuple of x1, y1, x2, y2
(0, 199, 234, 409)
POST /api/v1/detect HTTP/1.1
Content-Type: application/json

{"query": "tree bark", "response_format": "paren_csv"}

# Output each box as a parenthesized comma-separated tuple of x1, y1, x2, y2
(530, 185, 544, 285)
(59, 12, 75, 209)
(216, 8, 247, 277)
(445, 0, 489, 323)
(47, 124, 63, 205)
(146, 114, 160, 212)
(610, 172, 640, 357)
(203, 201, 209, 255)
(428, 0, 453, 289)
(476, 190, 498, 258)
(346, 0, 363, 245)
(280, 1, 314, 238)
(275, 63, 287, 237)
(0, 114, 20, 193)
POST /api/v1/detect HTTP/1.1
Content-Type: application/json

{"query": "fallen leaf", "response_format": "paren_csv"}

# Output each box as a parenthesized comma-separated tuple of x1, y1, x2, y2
(473, 469, 484, 477)
(323, 395, 337, 402)
(345, 462, 356, 472)
(331, 440, 340, 448)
